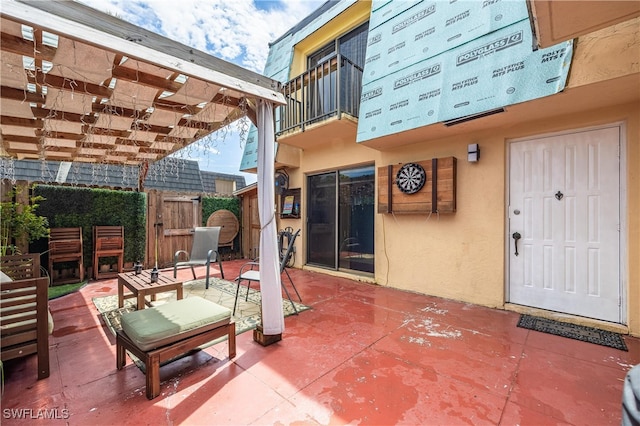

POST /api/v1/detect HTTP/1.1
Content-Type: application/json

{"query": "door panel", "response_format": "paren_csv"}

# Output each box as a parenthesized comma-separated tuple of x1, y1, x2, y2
(307, 172, 337, 268)
(338, 167, 375, 273)
(307, 166, 375, 273)
(509, 126, 621, 322)
(146, 191, 201, 268)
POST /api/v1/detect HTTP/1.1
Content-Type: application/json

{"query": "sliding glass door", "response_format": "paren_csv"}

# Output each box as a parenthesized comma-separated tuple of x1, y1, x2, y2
(307, 172, 336, 268)
(307, 165, 374, 273)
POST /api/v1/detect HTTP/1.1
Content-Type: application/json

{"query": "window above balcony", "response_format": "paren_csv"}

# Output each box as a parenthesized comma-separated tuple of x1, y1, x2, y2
(275, 21, 369, 138)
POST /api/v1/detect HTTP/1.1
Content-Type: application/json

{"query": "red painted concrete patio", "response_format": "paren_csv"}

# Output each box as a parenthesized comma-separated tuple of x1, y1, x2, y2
(2, 259, 638, 425)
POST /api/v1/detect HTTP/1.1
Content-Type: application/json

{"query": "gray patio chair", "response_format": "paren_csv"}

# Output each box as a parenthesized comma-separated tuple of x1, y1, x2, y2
(233, 228, 302, 315)
(173, 226, 224, 289)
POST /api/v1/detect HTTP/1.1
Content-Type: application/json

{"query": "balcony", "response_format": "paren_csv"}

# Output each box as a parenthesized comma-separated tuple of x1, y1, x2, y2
(275, 54, 363, 149)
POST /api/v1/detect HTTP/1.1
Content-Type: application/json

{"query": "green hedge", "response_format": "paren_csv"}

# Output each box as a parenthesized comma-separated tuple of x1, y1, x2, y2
(34, 185, 146, 266)
(201, 196, 240, 223)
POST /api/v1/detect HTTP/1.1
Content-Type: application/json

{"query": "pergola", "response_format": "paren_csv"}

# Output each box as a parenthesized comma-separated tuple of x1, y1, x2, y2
(0, 0, 286, 339)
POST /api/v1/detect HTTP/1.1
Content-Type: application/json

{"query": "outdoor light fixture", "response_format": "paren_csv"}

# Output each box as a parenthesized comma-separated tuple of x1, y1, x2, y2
(468, 143, 480, 162)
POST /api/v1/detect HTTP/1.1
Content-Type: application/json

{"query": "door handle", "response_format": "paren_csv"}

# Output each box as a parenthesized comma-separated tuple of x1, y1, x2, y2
(512, 232, 521, 256)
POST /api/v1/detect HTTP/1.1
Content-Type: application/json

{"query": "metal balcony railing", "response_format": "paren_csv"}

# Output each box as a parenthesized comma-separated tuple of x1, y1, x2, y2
(276, 54, 363, 136)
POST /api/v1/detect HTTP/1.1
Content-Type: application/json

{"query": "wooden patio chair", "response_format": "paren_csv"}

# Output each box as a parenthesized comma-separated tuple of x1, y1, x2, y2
(93, 226, 124, 280)
(48, 227, 84, 285)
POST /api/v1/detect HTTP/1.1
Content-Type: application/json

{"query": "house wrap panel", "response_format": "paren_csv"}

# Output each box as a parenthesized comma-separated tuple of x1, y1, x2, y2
(363, 0, 529, 85)
(357, 18, 573, 142)
(369, 0, 423, 28)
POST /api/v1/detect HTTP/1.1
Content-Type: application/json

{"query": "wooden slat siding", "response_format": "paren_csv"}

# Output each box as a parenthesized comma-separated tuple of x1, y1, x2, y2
(239, 189, 257, 259)
(145, 190, 201, 268)
(240, 190, 261, 259)
(162, 195, 200, 267)
(146, 189, 159, 268)
(432, 158, 438, 213)
(387, 164, 393, 213)
(250, 194, 261, 259)
(240, 194, 249, 258)
(163, 229, 194, 237)
(378, 157, 457, 215)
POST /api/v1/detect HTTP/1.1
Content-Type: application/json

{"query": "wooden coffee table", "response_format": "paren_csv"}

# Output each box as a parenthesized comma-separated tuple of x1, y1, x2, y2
(118, 269, 184, 310)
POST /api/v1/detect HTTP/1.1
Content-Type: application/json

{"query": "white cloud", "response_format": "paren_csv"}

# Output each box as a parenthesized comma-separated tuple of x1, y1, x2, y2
(77, 0, 325, 73)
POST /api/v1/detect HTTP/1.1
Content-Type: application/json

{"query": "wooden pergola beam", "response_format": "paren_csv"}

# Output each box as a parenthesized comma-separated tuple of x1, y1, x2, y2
(0, 0, 285, 166)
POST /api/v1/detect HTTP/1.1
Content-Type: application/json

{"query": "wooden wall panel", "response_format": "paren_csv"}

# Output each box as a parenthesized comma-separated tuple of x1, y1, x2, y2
(145, 190, 201, 268)
(239, 187, 259, 260)
(378, 157, 456, 215)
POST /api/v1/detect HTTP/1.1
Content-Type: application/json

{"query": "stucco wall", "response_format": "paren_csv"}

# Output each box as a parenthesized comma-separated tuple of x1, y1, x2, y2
(375, 103, 639, 334)
(281, 101, 639, 335)
(374, 132, 505, 307)
(568, 17, 640, 87)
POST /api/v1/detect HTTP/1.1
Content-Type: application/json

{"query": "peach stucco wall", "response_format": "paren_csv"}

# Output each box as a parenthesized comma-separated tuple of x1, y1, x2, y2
(376, 105, 638, 334)
(283, 102, 639, 335)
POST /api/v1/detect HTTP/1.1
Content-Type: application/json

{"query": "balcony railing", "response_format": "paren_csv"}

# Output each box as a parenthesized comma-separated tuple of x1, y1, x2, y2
(276, 54, 363, 136)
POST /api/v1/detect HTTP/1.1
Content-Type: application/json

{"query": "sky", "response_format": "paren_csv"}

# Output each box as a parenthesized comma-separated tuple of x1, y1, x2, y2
(78, 0, 326, 185)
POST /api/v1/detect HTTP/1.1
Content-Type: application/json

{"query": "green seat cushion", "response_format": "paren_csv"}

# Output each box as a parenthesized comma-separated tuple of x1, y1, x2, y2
(120, 296, 231, 351)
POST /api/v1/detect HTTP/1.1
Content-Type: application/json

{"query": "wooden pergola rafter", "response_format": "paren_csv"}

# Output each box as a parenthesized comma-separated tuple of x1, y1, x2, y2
(0, 0, 282, 166)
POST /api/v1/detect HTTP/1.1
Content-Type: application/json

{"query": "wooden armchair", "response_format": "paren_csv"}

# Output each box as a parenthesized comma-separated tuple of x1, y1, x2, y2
(0, 254, 50, 379)
(93, 226, 124, 280)
(0, 253, 42, 280)
(49, 227, 84, 285)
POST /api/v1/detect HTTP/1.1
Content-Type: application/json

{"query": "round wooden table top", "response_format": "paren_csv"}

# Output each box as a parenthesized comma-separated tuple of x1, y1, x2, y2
(206, 209, 239, 246)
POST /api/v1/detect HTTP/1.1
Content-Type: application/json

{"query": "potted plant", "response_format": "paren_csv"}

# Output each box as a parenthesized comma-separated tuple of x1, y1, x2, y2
(0, 184, 49, 256)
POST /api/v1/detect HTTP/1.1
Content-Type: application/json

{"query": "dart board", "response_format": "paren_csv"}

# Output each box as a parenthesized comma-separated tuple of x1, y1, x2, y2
(395, 163, 426, 194)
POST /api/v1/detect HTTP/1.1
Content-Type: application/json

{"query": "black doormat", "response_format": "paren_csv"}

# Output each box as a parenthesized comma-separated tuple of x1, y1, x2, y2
(517, 315, 628, 351)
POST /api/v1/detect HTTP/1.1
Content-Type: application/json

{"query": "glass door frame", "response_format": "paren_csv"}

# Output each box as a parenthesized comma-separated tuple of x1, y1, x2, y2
(306, 164, 375, 274)
(306, 171, 338, 269)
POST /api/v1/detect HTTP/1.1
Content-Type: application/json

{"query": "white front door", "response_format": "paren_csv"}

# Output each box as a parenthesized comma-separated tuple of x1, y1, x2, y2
(508, 126, 622, 323)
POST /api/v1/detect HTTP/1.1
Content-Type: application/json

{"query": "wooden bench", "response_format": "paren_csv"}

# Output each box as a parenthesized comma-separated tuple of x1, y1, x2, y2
(49, 227, 84, 285)
(0, 254, 50, 380)
(115, 296, 236, 399)
(93, 226, 124, 280)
